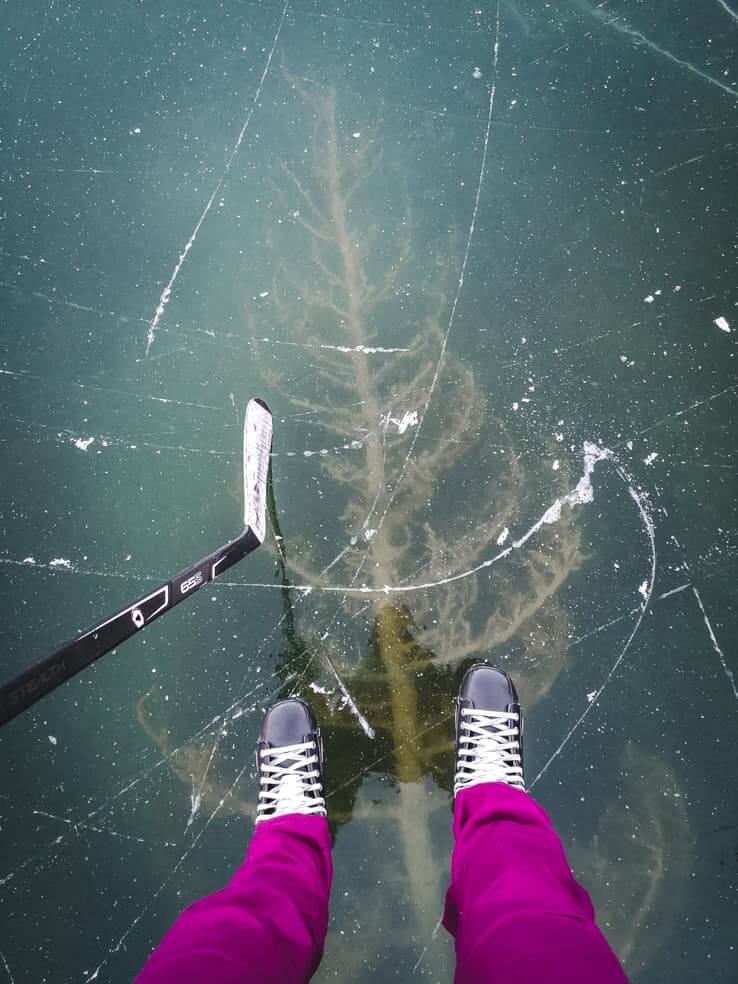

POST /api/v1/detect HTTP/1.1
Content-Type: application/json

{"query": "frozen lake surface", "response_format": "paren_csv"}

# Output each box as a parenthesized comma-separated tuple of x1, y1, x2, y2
(1, 1, 737, 981)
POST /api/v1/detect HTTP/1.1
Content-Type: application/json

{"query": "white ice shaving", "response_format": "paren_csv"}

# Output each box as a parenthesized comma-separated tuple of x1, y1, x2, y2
(496, 527, 509, 546)
(49, 558, 73, 569)
(395, 411, 419, 435)
(513, 442, 609, 549)
(714, 316, 731, 333)
(638, 580, 649, 600)
(643, 452, 658, 465)
(324, 343, 408, 354)
(71, 436, 95, 451)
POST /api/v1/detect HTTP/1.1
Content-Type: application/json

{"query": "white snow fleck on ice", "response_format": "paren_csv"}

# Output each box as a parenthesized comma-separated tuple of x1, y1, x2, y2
(259, 291, 269, 298)
(619, 355, 628, 363)
(714, 316, 731, 333)
(395, 410, 419, 435)
(364, 528, 377, 541)
(512, 402, 519, 411)
(552, 460, 560, 471)
(352, 131, 361, 138)
(49, 558, 72, 569)
(71, 436, 95, 451)
(496, 527, 510, 546)
(643, 452, 658, 466)
(627, 441, 634, 451)
(22, 556, 35, 564)
(644, 295, 655, 304)
(586, 691, 597, 704)
(638, 579, 649, 600)
(472, 66, 482, 79)
(48, 735, 57, 746)
(309, 683, 333, 695)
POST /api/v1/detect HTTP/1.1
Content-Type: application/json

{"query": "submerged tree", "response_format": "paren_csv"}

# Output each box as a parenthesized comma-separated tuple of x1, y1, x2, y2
(136, 79, 689, 975)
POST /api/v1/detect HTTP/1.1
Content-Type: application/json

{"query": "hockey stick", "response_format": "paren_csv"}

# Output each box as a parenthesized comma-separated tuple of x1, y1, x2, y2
(0, 398, 273, 728)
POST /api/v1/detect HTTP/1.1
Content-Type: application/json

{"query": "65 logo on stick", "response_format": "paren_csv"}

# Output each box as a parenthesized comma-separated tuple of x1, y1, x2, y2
(180, 571, 204, 596)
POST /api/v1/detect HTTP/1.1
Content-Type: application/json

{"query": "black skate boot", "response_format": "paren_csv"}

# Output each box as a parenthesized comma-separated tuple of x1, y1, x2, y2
(453, 663, 524, 798)
(255, 698, 326, 822)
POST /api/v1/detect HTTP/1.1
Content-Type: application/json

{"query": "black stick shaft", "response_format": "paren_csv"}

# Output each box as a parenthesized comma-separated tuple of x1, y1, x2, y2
(0, 526, 261, 727)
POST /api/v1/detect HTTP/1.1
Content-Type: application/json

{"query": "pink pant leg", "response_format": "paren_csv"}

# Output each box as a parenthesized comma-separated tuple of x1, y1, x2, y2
(443, 783, 629, 984)
(136, 814, 332, 984)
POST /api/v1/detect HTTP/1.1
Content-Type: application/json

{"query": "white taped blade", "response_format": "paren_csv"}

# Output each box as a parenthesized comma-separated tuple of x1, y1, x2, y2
(243, 399, 272, 543)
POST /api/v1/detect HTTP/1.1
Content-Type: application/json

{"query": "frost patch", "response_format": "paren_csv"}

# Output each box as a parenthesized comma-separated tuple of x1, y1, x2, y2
(71, 437, 95, 451)
(513, 442, 610, 549)
(395, 411, 418, 435)
(309, 682, 333, 696)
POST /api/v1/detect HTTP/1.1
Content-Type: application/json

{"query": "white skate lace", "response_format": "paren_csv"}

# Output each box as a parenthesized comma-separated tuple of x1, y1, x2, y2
(454, 708, 524, 795)
(256, 740, 326, 822)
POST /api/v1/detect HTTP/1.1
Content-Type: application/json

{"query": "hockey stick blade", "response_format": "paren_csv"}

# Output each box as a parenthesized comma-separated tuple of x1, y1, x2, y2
(0, 398, 273, 728)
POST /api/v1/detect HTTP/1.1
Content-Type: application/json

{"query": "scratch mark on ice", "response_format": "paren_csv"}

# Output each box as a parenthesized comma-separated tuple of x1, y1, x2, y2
(528, 462, 657, 791)
(624, 382, 738, 444)
(412, 916, 442, 973)
(0, 950, 14, 984)
(0, 362, 225, 412)
(83, 760, 254, 983)
(658, 582, 690, 600)
(692, 586, 738, 703)
(654, 154, 705, 176)
(366, 3, 502, 549)
(229, 442, 618, 596)
(145, 1, 290, 354)
(715, 0, 738, 24)
(31, 810, 154, 846)
(590, 7, 738, 101)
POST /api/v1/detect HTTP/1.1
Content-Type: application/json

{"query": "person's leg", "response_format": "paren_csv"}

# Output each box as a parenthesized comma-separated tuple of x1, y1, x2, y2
(443, 782, 627, 984)
(136, 698, 331, 984)
(444, 664, 628, 984)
